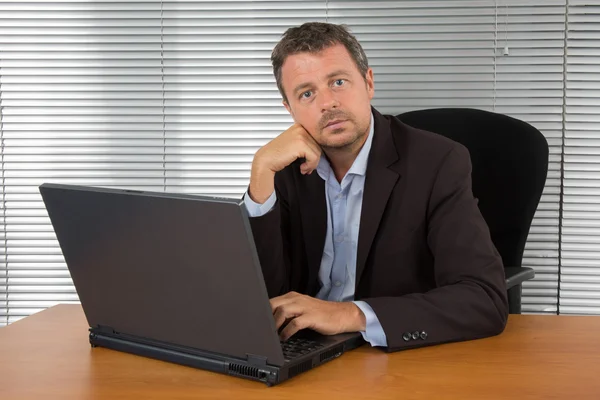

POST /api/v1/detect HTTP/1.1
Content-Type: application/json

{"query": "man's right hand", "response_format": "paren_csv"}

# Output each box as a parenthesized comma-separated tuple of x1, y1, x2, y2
(248, 124, 322, 204)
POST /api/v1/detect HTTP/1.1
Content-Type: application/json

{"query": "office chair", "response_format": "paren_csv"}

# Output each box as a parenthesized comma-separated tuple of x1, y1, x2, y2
(397, 108, 549, 314)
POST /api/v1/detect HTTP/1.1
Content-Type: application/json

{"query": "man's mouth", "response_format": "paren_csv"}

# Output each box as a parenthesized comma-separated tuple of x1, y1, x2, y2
(325, 119, 347, 129)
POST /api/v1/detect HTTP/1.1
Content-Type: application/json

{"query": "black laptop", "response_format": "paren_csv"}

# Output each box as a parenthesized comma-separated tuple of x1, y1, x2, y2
(39, 183, 364, 386)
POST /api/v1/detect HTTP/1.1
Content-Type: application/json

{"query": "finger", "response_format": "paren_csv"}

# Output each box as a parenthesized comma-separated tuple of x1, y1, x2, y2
(299, 161, 309, 175)
(280, 316, 311, 342)
(289, 127, 321, 175)
(300, 159, 318, 175)
(301, 133, 322, 156)
(304, 151, 321, 173)
(295, 124, 320, 148)
(273, 303, 303, 331)
(269, 291, 298, 312)
(302, 136, 322, 159)
(300, 147, 321, 174)
(292, 126, 321, 159)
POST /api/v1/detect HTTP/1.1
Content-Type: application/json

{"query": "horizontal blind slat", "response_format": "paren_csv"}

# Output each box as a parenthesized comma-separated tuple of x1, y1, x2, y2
(563, 3, 600, 314)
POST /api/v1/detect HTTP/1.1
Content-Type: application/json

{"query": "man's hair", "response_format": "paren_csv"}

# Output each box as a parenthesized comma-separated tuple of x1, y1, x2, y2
(271, 22, 369, 103)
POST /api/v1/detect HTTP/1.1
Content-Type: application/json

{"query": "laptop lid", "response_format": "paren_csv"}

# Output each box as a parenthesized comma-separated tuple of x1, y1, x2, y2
(39, 183, 286, 366)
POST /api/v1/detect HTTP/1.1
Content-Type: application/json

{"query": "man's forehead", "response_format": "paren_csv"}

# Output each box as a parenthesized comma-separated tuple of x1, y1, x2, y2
(282, 44, 352, 72)
(281, 45, 354, 87)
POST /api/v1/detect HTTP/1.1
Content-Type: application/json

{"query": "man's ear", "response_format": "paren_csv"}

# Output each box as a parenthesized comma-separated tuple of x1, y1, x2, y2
(365, 68, 375, 100)
(283, 100, 295, 121)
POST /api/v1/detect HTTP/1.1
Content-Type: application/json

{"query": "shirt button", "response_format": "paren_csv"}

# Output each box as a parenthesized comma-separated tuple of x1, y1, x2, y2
(334, 281, 342, 287)
(335, 236, 344, 243)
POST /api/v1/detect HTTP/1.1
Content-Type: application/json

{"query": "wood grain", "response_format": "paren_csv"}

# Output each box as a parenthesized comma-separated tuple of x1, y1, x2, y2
(1, 304, 599, 399)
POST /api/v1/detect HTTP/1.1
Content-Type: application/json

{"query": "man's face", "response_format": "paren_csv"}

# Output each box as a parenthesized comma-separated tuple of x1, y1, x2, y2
(280, 43, 375, 151)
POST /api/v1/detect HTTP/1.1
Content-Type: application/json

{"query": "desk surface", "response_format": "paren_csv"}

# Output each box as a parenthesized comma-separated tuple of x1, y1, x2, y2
(1, 305, 600, 399)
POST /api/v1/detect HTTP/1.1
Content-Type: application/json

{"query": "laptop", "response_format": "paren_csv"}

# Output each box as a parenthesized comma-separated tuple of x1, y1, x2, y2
(39, 183, 364, 386)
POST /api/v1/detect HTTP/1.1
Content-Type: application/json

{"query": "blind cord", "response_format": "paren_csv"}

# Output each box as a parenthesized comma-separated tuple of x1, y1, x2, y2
(160, 0, 167, 193)
(0, 61, 7, 325)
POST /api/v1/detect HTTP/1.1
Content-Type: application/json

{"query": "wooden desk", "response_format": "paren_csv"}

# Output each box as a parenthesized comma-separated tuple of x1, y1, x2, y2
(1, 305, 599, 399)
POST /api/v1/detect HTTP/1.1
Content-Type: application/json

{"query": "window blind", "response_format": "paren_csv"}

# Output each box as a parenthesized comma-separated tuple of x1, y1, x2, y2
(0, 1, 166, 325)
(1, 53, 6, 323)
(562, 0, 600, 315)
(492, 0, 565, 313)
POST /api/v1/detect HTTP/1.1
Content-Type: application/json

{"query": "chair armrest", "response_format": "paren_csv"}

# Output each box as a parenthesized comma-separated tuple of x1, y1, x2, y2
(505, 267, 535, 289)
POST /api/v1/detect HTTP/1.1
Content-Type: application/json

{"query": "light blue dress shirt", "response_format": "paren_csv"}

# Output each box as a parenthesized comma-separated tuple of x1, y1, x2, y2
(244, 113, 387, 347)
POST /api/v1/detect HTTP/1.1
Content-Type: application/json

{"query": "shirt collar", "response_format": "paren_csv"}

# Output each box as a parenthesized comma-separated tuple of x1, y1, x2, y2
(316, 111, 375, 180)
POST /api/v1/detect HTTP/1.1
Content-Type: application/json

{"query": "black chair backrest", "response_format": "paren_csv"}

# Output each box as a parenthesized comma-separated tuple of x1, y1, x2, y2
(397, 108, 549, 268)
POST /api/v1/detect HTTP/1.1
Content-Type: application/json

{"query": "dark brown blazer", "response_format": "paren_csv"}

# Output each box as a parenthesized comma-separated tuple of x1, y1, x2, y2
(248, 106, 508, 352)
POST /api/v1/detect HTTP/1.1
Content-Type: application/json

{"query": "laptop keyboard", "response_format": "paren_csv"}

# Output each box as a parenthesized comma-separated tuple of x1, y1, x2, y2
(280, 338, 324, 361)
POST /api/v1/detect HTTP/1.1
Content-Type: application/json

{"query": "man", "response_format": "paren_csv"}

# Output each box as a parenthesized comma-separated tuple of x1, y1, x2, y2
(244, 22, 508, 352)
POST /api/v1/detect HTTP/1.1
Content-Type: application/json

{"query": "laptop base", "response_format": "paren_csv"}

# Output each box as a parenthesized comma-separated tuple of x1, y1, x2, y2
(89, 330, 281, 386)
(89, 329, 365, 386)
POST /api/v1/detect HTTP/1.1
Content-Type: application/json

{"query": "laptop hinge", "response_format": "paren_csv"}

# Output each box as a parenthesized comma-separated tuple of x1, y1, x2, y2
(246, 354, 268, 367)
(95, 324, 117, 335)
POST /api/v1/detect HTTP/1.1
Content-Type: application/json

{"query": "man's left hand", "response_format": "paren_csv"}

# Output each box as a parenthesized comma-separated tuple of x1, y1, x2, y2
(270, 291, 366, 341)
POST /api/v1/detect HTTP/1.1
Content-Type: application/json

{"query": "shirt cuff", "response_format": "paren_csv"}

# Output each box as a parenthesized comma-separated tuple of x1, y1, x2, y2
(243, 190, 277, 217)
(353, 300, 388, 347)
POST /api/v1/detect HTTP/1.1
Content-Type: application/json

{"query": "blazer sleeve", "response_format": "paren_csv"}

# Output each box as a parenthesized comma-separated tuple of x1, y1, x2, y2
(363, 143, 509, 352)
(247, 172, 292, 298)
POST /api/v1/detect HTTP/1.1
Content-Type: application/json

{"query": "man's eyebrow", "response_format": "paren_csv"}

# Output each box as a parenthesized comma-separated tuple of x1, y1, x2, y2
(325, 69, 350, 80)
(292, 82, 313, 96)
(292, 70, 351, 95)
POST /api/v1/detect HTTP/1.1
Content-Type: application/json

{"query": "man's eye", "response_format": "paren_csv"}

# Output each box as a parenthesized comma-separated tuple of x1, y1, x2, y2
(334, 79, 345, 86)
(301, 91, 312, 99)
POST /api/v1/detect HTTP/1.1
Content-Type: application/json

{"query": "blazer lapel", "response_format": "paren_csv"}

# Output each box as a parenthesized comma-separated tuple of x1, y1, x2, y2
(356, 108, 401, 290)
(298, 171, 327, 296)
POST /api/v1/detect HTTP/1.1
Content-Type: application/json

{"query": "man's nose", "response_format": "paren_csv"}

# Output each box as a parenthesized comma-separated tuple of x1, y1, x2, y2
(319, 88, 340, 113)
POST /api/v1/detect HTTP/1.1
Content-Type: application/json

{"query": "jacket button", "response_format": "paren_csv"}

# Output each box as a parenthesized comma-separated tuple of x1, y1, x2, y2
(402, 332, 412, 342)
(412, 331, 420, 340)
(420, 331, 428, 340)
